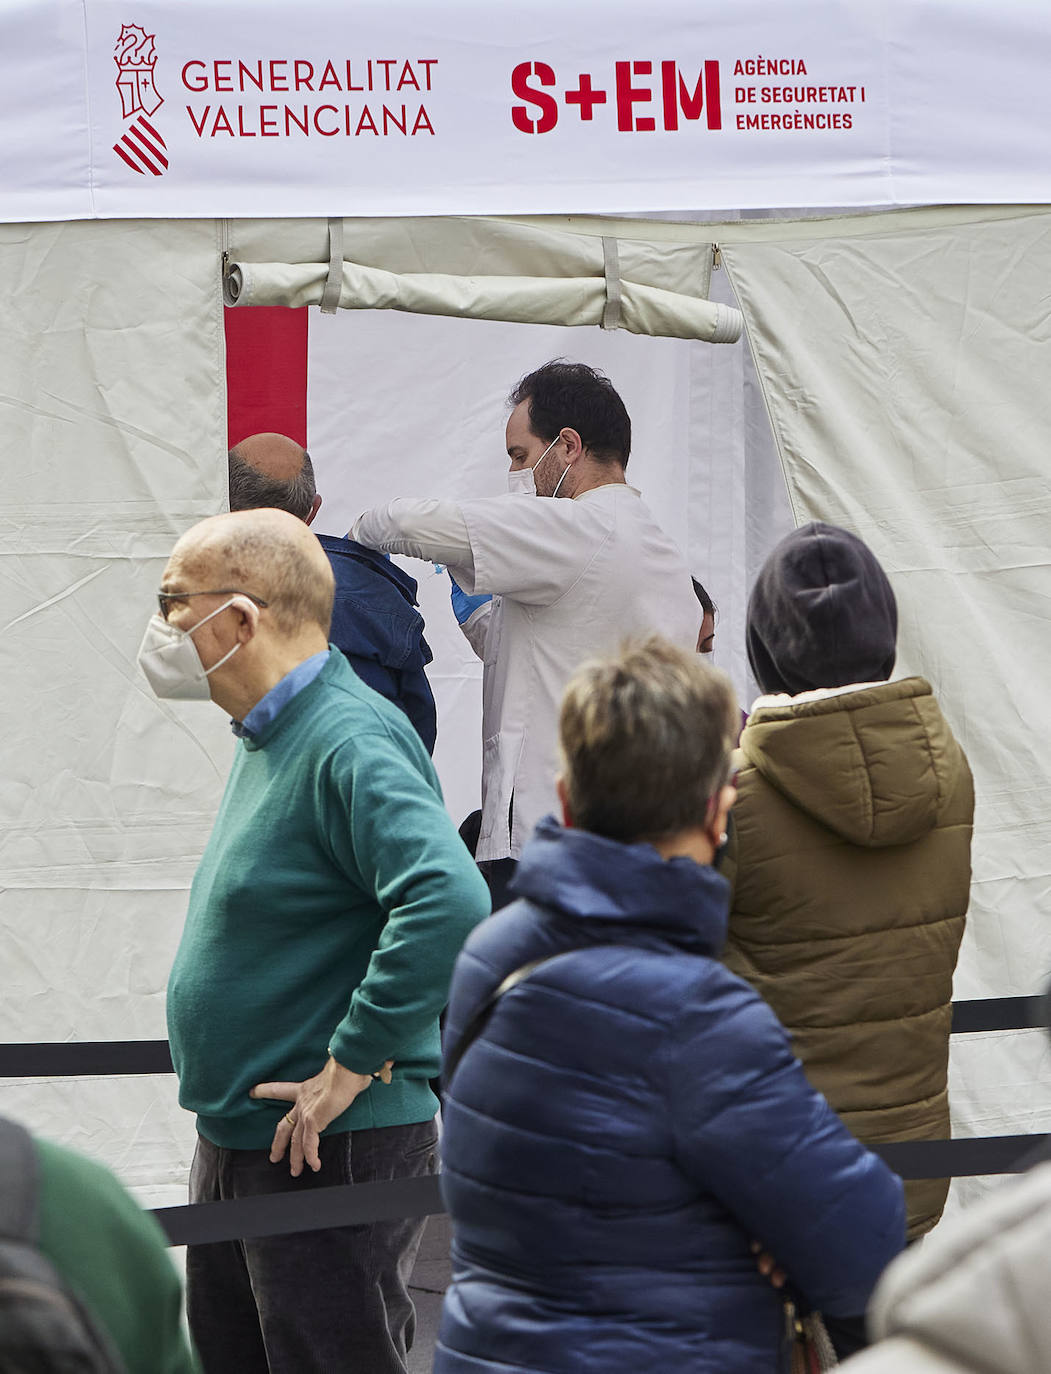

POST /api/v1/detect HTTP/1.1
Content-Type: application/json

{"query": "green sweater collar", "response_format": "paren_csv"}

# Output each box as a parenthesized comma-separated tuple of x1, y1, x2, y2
(241, 646, 344, 751)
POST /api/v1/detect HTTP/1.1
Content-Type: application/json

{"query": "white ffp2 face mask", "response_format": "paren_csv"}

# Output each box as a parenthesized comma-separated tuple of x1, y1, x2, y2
(506, 465, 538, 497)
(136, 598, 242, 700)
(507, 434, 566, 496)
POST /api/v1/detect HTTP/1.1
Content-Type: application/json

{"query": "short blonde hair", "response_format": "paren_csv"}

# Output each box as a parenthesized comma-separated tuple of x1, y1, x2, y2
(559, 636, 738, 843)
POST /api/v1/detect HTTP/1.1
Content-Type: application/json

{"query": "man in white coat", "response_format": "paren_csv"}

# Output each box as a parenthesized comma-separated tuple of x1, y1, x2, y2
(352, 360, 698, 903)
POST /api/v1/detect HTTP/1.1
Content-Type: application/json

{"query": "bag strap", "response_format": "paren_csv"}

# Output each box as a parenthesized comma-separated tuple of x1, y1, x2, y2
(0, 1117, 40, 1244)
(444, 945, 618, 1087)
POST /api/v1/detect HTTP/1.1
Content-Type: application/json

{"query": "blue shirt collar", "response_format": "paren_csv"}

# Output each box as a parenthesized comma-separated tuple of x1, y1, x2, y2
(231, 649, 331, 739)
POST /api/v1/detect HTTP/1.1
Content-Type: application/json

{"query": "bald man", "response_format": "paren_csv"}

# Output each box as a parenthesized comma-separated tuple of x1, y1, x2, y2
(139, 511, 490, 1374)
(229, 433, 437, 752)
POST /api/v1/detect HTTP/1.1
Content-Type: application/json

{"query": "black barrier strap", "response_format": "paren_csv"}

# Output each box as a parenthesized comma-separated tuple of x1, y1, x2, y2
(154, 1173, 445, 1247)
(150, 1136, 1051, 1249)
(951, 995, 1045, 1034)
(1, 998, 1045, 1079)
(0, 1041, 173, 1077)
(872, 1134, 1050, 1178)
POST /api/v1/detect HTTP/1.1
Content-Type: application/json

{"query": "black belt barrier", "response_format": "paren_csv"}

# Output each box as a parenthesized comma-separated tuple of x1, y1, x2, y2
(155, 1174, 447, 1247)
(151, 1135, 1051, 1249)
(950, 995, 1045, 1034)
(0, 997, 1043, 1081)
(2, 997, 1048, 1249)
(0, 1040, 173, 1077)
(873, 1134, 1049, 1179)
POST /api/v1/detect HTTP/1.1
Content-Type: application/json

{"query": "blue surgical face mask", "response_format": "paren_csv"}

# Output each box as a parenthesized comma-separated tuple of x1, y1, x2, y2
(507, 434, 568, 497)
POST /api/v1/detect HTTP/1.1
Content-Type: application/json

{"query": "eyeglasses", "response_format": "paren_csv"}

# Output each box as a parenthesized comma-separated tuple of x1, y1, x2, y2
(156, 589, 269, 621)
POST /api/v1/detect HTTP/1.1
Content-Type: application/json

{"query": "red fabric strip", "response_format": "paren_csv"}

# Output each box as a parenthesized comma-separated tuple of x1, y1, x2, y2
(224, 306, 309, 449)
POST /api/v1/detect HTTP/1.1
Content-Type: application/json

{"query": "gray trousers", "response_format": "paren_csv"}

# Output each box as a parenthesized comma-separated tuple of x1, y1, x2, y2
(186, 1120, 438, 1374)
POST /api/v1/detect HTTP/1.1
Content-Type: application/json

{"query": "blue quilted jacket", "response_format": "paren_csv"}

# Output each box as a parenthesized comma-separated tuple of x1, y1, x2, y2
(436, 817, 905, 1374)
(316, 534, 436, 753)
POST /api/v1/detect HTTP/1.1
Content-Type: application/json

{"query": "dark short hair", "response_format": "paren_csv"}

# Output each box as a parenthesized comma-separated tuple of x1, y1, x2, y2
(509, 360, 631, 468)
(692, 579, 718, 618)
(228, 445, 317, 522)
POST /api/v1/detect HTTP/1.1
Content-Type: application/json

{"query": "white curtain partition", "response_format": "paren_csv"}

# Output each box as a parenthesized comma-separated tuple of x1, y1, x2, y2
(2, 206, 1049, 1216)
(223, 217, 743, 343)
(0, 219, 230, 1206)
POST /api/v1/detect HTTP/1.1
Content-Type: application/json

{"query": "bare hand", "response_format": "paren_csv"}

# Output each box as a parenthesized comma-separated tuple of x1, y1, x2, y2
(750, 1239, 786, 1289)
(250, 1056, 394, 1176)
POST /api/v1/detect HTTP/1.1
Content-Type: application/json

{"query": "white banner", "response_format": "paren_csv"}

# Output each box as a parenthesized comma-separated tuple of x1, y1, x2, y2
(4, 0, 1051, 223)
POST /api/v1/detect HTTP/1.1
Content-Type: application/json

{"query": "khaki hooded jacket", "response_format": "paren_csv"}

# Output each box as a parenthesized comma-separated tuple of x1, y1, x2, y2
(723, 676, 973, 1242)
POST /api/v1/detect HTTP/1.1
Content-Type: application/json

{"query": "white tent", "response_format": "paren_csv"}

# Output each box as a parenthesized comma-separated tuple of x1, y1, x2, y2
(2, 3, 1050, 1212)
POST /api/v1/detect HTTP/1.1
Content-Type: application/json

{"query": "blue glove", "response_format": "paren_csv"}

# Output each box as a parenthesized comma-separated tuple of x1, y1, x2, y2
(448, 571, 492, 626)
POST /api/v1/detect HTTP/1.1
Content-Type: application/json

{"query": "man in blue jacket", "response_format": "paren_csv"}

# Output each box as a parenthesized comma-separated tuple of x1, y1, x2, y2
(229, 433, 437, 751)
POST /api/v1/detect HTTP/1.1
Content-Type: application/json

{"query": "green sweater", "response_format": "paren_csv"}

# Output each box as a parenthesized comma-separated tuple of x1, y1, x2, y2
(37, 1138, 198, 1373)
(167, 649, 491, 1149)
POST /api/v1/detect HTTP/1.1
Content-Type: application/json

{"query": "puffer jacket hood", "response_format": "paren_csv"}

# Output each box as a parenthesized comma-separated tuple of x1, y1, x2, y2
(741, 677, 960, 848)
(511, 815, 728, 954)
(844, 1162, 1051, 1374)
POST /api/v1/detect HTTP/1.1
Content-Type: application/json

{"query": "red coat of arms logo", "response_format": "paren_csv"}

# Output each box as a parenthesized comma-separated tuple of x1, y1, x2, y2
(113, 24, 168, 175)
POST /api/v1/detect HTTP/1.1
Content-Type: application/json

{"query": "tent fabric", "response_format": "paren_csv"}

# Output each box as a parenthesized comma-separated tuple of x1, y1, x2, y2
(721, 207, 1051, 1204)
(0, 218, 231, 1206)
(223, 206, 1051, 342)
(225, 217, 717, 295)
(225, 260, 741, 342)
(223, 216, 742, 342)
(2, 204, 1049, 1218)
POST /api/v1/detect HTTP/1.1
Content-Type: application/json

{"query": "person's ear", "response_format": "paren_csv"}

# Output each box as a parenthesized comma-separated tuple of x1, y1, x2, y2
(705, 783, 737, 848)
(305, 494, 322, 526)
(560, 427, 585, 464)
(556, 775, 575, 829)
(229, 596, 261, 643)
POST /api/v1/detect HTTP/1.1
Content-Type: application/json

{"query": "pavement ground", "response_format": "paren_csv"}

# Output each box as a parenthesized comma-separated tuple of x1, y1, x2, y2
(408, 1213, 452, 1373)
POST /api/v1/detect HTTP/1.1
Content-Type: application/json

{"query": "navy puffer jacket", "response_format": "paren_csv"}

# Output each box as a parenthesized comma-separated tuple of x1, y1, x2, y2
(436, 818, 905, 1374)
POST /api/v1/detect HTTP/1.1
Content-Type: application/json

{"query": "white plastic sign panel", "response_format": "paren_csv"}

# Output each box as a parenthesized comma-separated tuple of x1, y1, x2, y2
(3, 0, 1051, 222)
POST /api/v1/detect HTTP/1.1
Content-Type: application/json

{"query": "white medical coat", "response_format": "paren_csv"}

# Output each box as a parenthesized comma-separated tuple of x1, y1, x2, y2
(353, 485, 698, 862)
